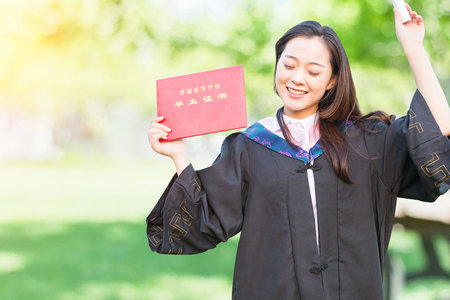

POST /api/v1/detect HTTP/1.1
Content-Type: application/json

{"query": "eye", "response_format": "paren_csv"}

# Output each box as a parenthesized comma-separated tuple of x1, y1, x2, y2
(309, 71, 320, 76)
(284, 64, 295, 70)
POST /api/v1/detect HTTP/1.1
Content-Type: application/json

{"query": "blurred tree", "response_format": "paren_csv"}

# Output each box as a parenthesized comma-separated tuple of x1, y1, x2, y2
(0, 0, 448, 118)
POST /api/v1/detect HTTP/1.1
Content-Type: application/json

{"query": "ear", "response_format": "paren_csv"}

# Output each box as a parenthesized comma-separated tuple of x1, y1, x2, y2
(326, 75, 337, 90)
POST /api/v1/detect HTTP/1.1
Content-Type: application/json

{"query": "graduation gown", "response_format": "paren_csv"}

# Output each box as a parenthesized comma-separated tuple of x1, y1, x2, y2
(146, 90, 450, 300)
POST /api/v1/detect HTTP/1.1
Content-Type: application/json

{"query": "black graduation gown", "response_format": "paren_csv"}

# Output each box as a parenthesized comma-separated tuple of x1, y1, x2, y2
(146, 90, 450, 300)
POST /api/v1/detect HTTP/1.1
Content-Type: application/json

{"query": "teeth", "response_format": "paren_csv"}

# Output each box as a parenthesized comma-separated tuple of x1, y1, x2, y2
(287, 87, 307, 95)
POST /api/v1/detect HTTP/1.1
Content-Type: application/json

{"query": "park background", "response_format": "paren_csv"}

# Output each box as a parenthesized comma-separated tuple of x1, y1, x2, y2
(0, 0, 449, 299)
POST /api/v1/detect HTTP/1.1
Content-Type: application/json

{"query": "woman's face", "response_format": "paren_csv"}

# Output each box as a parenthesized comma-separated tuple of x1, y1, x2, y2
(275, 36, 336, 119)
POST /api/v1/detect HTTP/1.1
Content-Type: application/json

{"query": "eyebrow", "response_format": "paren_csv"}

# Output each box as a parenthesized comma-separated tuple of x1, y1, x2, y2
(284, 55, 325, 68)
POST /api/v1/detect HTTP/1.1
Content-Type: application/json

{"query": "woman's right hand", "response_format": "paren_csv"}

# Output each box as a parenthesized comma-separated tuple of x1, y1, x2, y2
(148, 116, 190, 175)
(148, 116, 186, 158)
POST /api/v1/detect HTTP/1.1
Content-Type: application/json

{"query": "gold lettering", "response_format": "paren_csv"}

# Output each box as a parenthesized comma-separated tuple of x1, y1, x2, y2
(203, 95, 213, 102)
(188, 98, 198, 105)
(217, 92, 227, 100)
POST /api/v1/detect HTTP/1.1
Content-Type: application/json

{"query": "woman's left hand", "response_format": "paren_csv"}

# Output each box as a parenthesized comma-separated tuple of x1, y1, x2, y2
(394, 3, 424, 50)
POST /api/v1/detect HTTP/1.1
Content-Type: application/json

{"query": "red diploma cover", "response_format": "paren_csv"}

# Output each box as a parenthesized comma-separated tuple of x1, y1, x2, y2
(156, 65, 247, 141)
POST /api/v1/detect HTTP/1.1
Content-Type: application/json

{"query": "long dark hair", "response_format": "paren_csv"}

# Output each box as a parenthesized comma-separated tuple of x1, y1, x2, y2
(274, 21, 393, 183)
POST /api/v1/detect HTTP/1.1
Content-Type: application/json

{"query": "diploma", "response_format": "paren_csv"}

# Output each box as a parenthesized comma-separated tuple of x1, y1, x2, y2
(156, 65, 247, 141)
(392, 0, 411, 23)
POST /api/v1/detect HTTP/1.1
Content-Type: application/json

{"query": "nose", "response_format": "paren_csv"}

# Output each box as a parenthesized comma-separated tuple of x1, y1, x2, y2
(291, 69, 306, 85)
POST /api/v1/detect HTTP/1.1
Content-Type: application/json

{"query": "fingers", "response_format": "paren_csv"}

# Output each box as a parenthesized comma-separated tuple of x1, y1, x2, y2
(149, 116, 172, 133)
(152, 122, 171, 133)
(393, 5, 423, 26)
(410, 13, 423, 25)
(148, 129, 168, 153)
(414, 15, 423, 25)
(409, 9, 418, 19)
(405, 3, 412, 12)
(147, 115, 175, 155)
(153, 116, 164, 123)
(404, 3, 423, 24)
(148, 115, 170, 146)
(148, 128, 168, 141)
(410, 11, 423, 24)
(153, 131, 168, 142)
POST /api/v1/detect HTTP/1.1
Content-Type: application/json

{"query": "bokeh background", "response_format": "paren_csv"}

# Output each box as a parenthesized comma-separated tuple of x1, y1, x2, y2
(0, 0, 449, 299)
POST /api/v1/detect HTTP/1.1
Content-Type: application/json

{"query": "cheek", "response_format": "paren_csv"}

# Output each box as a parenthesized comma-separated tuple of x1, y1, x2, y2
(274, 73, 283, 91)
(275, 70, 289, 87)
(274, 68, 281, 83)
(275, 79, 284, 95)
(312, 76, 332, 91)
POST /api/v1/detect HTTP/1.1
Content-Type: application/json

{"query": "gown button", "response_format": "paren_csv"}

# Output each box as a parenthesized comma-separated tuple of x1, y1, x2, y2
(309, 266, 321, 274)
(309, 264, 328, 274)
(295, 164, 308, 173)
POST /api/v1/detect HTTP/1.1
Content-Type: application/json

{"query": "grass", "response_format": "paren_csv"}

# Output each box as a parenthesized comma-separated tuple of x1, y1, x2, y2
(389, 230, 450, 300)
(0, 159, 237, 299)
(0, 221, 237, 300)
(0, 159, 449, 299)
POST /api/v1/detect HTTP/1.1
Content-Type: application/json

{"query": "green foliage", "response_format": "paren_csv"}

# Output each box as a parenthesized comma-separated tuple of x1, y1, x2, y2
(1, 0, 448, 118)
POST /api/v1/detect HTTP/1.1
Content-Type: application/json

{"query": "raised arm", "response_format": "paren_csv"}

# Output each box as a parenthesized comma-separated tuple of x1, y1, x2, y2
(394, 4, 450, 136)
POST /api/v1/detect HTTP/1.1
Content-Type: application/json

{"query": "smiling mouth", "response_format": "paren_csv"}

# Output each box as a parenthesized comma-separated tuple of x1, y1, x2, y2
(287, 87, 308, 96)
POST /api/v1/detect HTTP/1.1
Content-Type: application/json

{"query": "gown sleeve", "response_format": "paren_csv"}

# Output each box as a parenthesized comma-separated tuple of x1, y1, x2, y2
(146, 133, 249, 254)
(366, 89, 450, 202)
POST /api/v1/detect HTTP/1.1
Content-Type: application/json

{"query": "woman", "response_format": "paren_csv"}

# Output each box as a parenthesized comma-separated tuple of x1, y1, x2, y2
(147, 5, 449, 300)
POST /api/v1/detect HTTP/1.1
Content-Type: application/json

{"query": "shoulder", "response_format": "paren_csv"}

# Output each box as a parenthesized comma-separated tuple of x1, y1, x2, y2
(354, 118, 387, 130)
(220, 132, 251, 152)
(351, 117, 402, 134)
(224, 131, 248, 144)
(221, 123, 271, 154)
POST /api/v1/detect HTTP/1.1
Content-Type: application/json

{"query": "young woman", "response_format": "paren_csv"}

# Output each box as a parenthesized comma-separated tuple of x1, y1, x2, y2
(147, 5, 449, 300)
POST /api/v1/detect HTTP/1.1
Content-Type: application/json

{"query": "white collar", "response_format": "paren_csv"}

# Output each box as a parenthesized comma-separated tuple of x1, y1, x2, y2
(282, 113, 317, 130)
(258, 113, 318, 133)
